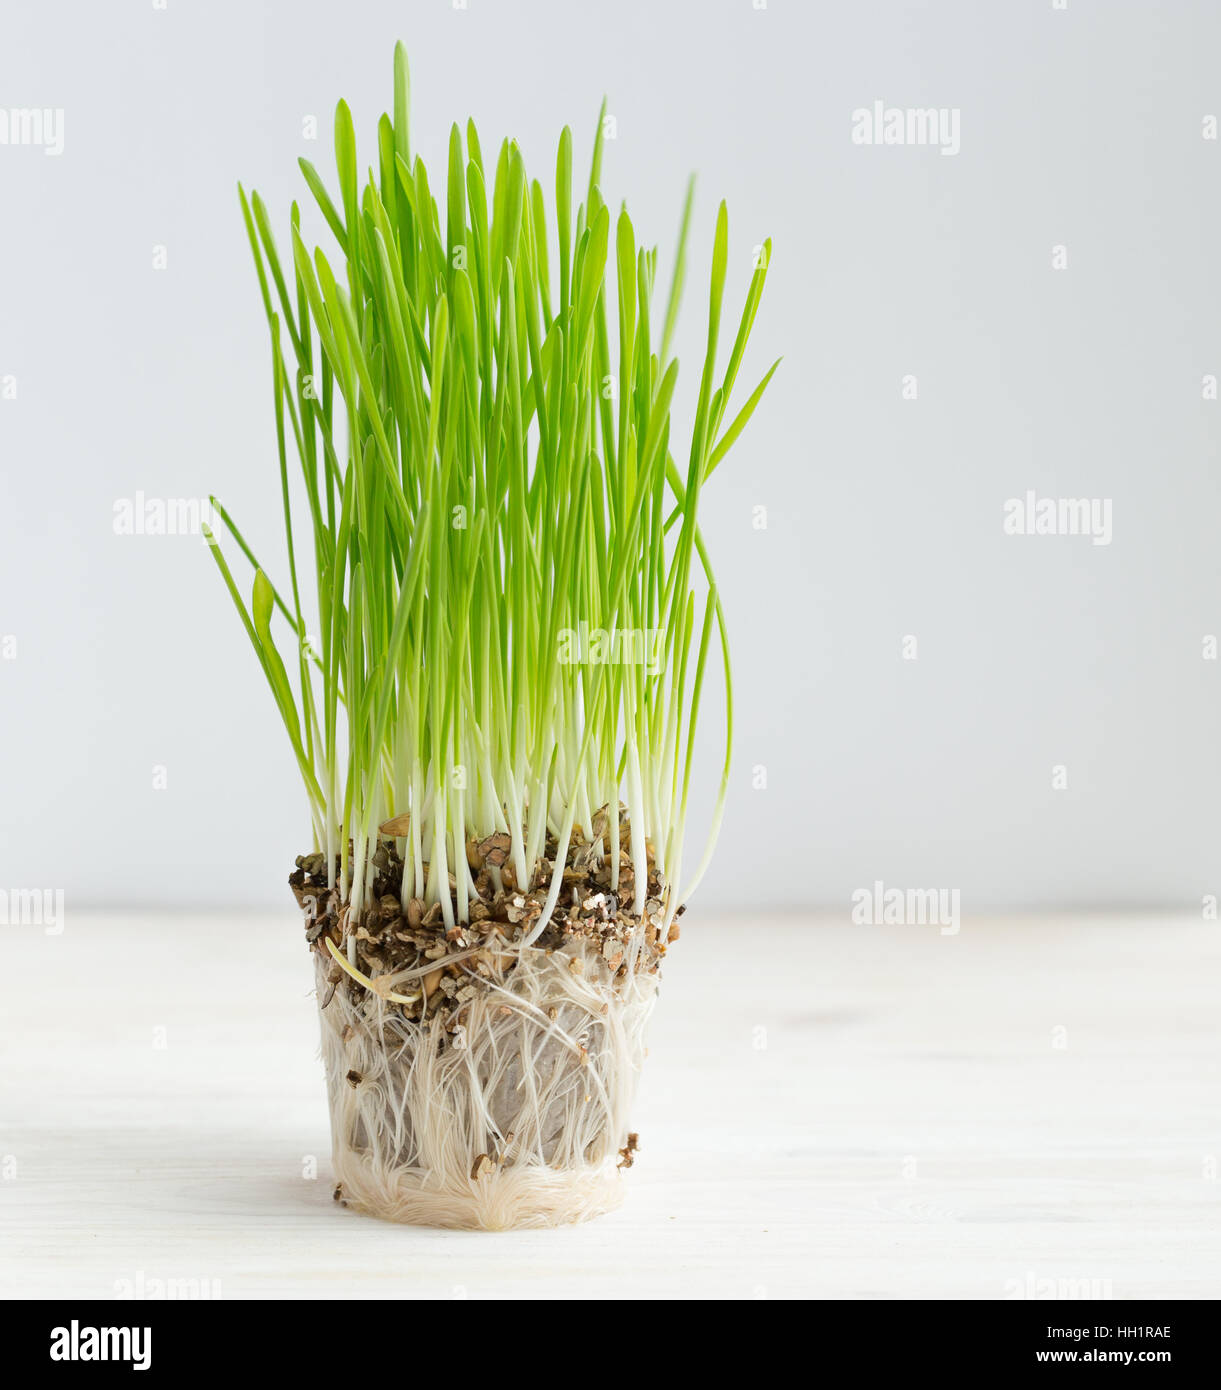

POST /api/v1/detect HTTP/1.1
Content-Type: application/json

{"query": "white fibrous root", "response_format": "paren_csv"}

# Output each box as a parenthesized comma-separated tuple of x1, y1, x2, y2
(316, 935, 659, 1230)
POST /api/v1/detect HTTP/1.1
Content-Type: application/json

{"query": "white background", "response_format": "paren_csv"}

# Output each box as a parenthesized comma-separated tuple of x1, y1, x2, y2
(2, 0, 1219, 913)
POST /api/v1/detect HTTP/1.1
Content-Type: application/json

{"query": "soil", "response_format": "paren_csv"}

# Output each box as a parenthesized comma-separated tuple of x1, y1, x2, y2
(289, 804, 681, 1025)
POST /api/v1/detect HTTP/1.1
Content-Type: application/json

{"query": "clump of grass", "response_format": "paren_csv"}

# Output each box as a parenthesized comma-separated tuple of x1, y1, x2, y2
(207, 41, 777, 943)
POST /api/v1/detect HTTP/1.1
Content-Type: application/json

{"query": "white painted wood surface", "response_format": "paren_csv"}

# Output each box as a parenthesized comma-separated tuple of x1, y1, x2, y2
(2, 911, 1218, 1299)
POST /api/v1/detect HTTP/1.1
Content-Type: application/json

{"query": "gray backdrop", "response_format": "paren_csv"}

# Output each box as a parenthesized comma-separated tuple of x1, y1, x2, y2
(2, 0, 1218, 914)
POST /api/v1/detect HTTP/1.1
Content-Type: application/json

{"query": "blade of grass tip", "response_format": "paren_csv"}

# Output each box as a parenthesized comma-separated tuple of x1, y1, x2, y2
(377, 113, 397, 228)
(393, 40, 410, 165)
(207, 495, 296, 629)
(466, 117, 483, 175)
(574, 204, 609, 361)
(333, 99, 362, 301)
(204, 525, 261, 652)
(705, 356, 781, 478)
(556, 126, 572, 316)
(615, 205, 637, 473)
(251, 191, 304, 358)
(271, 325, 305, 630)
(237, 184, 274, 324)
(531, 179, 552, 326)
(686, 200, 729, 485)
(291, 224, 344, 378)
(207, 548, 321, 819)
(446, 122, 466, 280)
(412, 153, 447, 293)
(334, 99, 359, 232)
(486, 138, 508, 289)
(660, 175, 695, 364)
(291, 200, 313, 368)
(712, 236, 772, 441)
(252, 569, 304, 742)
(464, 158, 493, 386)
(586, 96, 608, 212)
(297, 158, 348, 251)
(502, 143, 526, 274)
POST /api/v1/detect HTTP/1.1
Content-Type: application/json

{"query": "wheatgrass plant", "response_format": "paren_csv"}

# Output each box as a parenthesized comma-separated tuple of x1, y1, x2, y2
(207, 44, 776, 1228)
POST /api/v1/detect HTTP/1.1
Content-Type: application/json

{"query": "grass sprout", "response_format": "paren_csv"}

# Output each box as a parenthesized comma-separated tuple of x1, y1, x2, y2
(208, 42, 777, 939)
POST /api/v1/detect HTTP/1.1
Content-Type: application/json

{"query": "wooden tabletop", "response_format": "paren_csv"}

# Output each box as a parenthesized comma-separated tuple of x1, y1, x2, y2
(2, 910, 1217, 1299)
